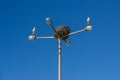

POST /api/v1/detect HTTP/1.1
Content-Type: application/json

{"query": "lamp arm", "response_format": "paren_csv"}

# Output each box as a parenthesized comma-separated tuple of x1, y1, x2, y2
(68, 29, 86, 36)
(36, 36, 55, 39)
(61, 29, 86, 39)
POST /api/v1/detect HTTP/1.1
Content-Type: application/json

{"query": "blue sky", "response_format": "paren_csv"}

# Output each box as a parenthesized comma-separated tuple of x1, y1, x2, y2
(0, 0, 120, 80)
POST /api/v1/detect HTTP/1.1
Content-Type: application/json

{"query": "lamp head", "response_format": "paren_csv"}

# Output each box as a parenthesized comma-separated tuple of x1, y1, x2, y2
(85, 25, 92, 31)
(28, 35, 36, 40)
(46, 17, 52, 25)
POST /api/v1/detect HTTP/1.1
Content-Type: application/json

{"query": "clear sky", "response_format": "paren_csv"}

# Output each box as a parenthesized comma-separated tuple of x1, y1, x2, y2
(0, 0, 120, 80)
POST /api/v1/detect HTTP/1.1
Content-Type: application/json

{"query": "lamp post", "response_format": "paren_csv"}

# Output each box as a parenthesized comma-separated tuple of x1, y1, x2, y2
(28, 17, 92, 80)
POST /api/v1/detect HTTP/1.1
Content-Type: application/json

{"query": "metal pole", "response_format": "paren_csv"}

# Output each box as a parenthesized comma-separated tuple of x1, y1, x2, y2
(58, 39, 62, 80)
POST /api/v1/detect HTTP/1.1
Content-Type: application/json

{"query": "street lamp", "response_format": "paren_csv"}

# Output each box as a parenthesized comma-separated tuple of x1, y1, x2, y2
(28, 17, 92, 80)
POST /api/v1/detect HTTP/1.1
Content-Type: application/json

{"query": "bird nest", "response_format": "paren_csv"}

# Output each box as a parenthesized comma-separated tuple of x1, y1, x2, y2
(54, 26, 70, 40)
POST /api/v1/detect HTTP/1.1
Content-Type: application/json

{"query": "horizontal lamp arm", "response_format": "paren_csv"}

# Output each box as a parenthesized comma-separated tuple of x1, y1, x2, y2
(36, 36, 55, 39)
(29, 35, 55, 40)
(68, 29, 86, 36)
(61, 29, 86, 39)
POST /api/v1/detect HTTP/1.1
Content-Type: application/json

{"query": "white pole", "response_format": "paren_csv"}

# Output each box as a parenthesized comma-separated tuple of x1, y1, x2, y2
(58, 39, 62, 80)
